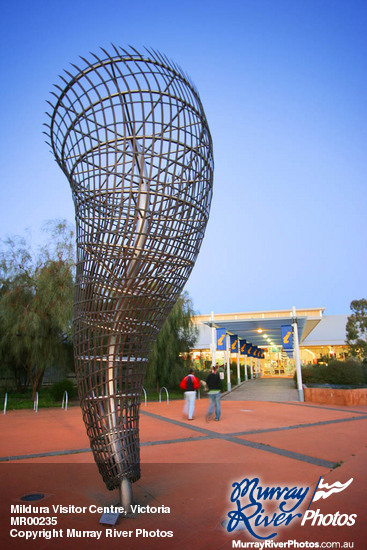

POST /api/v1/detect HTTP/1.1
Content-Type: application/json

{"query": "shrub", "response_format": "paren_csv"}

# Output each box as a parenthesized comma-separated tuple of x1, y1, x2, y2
(195, 369, 212, 382)
(361, 362, 367, 383)
(50, 379, 77, 401)
(297, 359, 365, 387)
(326, 360, 365, 385)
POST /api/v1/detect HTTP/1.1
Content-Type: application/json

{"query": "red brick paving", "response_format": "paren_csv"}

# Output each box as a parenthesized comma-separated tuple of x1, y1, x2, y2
(1, 399, 366, 549)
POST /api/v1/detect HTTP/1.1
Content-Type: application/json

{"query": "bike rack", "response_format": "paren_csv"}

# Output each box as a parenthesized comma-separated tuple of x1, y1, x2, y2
(141, 388, 147, 407)
(3, 393, 7, 415)
(34, 392, 39, 413)
(159, 387, 169, 404)
(62, 390, 68, 411)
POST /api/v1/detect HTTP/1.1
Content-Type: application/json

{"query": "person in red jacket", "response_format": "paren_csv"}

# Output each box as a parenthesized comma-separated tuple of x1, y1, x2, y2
(179, 368, 200, 420)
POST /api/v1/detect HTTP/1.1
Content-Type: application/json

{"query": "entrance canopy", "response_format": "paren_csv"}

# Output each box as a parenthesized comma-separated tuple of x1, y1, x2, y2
(202, 308, 324, 348)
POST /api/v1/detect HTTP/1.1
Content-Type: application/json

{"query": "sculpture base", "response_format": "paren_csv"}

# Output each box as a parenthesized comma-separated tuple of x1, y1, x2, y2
(119, 477, 133, 513)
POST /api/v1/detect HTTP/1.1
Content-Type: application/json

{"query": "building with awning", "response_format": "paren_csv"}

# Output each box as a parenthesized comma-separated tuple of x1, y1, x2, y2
(191, 308, 349, 377)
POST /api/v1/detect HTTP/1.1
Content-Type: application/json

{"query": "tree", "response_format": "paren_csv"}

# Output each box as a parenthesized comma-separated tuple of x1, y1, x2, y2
(145, 292, 199, 391)
(0, 220, 75, 397)
(346, 299, 367, 361)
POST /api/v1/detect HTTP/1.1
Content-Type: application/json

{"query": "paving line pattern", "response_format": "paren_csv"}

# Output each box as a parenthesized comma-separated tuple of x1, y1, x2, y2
(3, 410, 366, 468)
(228, 414, 367, 436)
(273, 401, 367, 415)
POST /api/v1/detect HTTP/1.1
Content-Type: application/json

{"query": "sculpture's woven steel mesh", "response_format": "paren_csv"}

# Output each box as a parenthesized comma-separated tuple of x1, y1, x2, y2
(46, 45, 213, 490)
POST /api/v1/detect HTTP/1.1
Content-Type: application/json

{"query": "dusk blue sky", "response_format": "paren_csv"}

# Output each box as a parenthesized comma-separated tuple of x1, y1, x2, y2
(0, 0, 366, 317)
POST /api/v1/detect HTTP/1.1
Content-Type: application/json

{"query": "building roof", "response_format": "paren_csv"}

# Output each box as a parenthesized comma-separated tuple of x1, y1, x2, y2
(193, 310, 348, 350)
(301, 314, 348, 347)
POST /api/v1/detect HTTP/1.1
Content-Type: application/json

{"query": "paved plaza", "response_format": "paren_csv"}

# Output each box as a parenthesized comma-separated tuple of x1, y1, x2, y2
(1, 379, 366, 549)
(223, 377, 299, 401)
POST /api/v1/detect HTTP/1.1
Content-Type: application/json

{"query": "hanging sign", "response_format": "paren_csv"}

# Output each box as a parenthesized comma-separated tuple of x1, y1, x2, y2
(230, 335, 239, 353)
(246, 344, 254, 357)
(216, 328, 226, 350)
(239, 340, 247, 355)
(281, 325, 293, 350)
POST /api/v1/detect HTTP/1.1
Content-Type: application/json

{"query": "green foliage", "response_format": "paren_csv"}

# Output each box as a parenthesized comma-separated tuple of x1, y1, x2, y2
(195, 368, 212, 382)
(4, 387, 188, 410)
(346, 298, 367, 360)
(0, 220, 75, 398)
(3, 389, 55, 410)
(50, 379, 77, 401)
(228, 362, 251, 388)
(297, 359, 366, 387)
(145, 292, 199, 390)
(3, 387, 78, 410)
(230, 362, 238, 387)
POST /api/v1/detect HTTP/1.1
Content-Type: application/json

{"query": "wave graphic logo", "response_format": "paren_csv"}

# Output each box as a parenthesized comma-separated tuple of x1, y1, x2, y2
(311, 477, 353, 503)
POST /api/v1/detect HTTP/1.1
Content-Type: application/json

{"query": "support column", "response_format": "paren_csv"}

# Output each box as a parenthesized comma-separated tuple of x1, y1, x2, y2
(119, 477, 132, 513)
(226, 333, 231, 392)
(250, 356, 253, 379)
(292, 306, 304, 402)
(210, 311, 216, 368)
(237, 347, 241, 385)
(244, 355, 248, 381)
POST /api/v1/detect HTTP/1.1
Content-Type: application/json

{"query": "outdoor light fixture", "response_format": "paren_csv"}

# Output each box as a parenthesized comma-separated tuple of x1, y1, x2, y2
(46, 45, 213, 506)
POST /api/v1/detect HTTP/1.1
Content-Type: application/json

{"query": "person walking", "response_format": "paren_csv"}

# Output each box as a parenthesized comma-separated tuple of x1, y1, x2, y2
(180, 368, 200, 420)
(206, 364, 222, 421)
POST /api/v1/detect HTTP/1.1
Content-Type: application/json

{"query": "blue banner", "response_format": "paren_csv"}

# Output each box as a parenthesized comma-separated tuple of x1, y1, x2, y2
(239, 340, 247, 355)
(230, 335, 239, 354)
(246, 344, 254, 357)
(281, 325, 293, 350)
(216, 328, 226, 350)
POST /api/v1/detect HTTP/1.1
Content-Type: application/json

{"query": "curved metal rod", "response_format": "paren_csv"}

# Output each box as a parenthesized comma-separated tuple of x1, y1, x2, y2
(62, 390, 68, 411)
(34, 392, 39, 413)
(159, 387, 169, 404)
(141, 388, 147, 407)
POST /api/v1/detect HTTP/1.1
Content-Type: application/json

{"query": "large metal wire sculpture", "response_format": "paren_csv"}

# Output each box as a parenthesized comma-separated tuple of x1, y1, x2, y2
(46, 45, 213, 499)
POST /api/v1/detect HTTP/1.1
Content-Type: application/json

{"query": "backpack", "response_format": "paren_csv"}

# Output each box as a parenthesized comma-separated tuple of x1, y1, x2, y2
(180, 374, 199, 391)
(186, 375, 194, 391)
